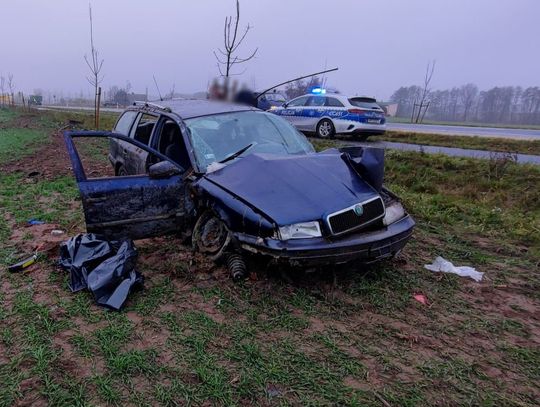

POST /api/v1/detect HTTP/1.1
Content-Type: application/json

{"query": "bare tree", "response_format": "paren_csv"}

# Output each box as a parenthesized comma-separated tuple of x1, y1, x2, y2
(213, 0, 258, 96)
(413, 60, 436, 123)
(459, 83, 478, 121)
(84, 3, 104, 128)
(7, 74, 15, 106)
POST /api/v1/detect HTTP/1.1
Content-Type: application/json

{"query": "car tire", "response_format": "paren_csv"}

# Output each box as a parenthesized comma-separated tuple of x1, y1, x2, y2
(316, 119, 335, 138)
(192, 211, 231, 261)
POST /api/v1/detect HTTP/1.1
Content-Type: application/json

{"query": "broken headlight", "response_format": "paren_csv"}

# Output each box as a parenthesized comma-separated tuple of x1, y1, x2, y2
(278, 221, 322, 240)
(383, 201, 405, 226)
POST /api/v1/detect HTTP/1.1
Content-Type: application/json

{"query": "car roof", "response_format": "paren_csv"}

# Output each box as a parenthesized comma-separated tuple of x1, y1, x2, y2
(294, 93, 377, 102)
(136, 98, 259, 119)
(163, 98, 260, 118)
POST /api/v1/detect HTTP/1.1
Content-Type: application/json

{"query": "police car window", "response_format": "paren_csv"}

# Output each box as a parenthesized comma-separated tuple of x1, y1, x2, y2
(114, 111, 138, 136)
(326, 97, 344, 107)
(306, 96, 325, 107)
(288, 96, 309, 107)
(349, 98, 383, 110)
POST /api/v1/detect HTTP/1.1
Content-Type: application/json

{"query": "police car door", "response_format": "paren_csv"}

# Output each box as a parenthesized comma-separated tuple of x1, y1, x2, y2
(303, 96, 327, 131)
(282, 96, 309, 127)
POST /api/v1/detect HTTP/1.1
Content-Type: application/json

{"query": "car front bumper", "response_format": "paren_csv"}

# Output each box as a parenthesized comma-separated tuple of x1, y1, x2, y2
(233, 215, 415, 266)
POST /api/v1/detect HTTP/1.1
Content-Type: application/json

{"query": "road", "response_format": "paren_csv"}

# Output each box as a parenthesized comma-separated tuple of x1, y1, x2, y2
(387, 122, 540, 140)
(39, 105, 540, 141)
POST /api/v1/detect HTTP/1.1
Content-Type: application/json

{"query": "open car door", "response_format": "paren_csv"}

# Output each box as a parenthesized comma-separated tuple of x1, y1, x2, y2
(64, 131, 192, 240)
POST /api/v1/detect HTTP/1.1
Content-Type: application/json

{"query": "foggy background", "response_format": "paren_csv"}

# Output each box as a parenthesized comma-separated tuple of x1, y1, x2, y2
(1, 0, 539, 100)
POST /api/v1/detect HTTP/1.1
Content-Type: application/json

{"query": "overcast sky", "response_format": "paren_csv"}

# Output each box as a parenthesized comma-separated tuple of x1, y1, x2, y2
(1, 0, 538, 100)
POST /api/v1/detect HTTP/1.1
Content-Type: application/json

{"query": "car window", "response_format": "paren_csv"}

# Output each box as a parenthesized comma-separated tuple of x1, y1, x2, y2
(326, 97, 344, 107)
(114, 111, 138, 136)
(154, 118, 190, 170)
(287, 96, 309, 107)
(185, 111, 315, 171)
(348, 98, 383, 110)
(132, 113, 158, 145)
(306, 96, 326, 107)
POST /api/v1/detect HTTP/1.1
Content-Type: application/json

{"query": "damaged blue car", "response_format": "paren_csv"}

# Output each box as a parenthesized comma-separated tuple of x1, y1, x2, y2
(64, 99, 415, 279)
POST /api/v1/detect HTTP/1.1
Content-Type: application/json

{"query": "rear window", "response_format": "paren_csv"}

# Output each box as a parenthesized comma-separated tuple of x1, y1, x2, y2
(348, 98, 383, 110)
(114, 111, 138, 135)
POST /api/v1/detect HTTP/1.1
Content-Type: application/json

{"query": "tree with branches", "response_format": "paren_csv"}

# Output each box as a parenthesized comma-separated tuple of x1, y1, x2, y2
(413, 60, 436, 123)
(84, 3, 104, 128)
(213, 0, 258, 97)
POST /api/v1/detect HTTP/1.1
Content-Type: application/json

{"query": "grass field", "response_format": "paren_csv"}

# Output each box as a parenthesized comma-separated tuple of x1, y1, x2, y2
(378, 131, 540, 156)
(1, 107, 539, 406)
(387, 116, 540, 131)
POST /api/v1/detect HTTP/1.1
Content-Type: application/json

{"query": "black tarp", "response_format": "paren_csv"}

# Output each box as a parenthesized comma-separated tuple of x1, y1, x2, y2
(59, 234, 143, 310)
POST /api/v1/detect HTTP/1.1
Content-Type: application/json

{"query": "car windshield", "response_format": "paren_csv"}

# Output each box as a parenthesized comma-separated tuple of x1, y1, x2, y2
(185, 111, 315, 171)
(348, 97, 383, 110)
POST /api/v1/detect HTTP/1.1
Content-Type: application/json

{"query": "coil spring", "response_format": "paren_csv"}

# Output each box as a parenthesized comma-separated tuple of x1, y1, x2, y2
(227, 254, 247, 281)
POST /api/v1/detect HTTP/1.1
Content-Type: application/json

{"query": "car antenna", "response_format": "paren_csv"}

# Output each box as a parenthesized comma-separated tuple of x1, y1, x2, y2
(255, 67, 339, 100)
(153, 75, 163, 101)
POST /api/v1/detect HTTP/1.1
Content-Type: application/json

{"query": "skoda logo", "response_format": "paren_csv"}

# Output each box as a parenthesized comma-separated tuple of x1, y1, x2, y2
(353, 204, 364, 216)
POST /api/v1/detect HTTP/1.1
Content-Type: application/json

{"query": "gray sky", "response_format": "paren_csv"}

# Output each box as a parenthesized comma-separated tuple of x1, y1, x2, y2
(1, 0, 539, 100)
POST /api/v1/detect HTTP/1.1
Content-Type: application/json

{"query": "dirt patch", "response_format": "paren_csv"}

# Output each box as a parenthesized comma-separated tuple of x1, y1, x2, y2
(0, 130, 71, 179)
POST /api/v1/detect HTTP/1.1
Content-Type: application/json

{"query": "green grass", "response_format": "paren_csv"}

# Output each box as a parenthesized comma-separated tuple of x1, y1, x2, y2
(387, 115, 540, 130)
(1, 108, 539, 406)
(379, 131, 540, 155)
(0, 128, 49, 162)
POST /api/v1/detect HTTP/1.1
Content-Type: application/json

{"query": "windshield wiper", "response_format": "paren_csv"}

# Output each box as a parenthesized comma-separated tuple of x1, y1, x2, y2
(218, 143, 254, 164)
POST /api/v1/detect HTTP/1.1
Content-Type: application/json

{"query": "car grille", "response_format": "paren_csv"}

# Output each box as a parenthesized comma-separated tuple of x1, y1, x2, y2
(327, 198, 385, 235)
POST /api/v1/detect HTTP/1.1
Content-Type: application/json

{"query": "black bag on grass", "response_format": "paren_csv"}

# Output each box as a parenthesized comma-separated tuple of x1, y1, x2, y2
(59, 234, 143, 310)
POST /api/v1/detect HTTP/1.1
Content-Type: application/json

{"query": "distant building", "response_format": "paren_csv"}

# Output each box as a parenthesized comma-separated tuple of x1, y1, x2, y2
(0, 94, 13, 105)
(378, 102, 398, 117)
(127, 93, 148, 104)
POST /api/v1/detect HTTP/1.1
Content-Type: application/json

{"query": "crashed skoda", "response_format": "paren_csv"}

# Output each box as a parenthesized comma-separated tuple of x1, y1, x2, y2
(64, 99, 415, 278)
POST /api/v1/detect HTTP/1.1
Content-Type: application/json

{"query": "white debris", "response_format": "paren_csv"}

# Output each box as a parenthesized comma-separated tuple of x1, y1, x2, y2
(206, 162, 226, 173)
(424, 256, 484, 282)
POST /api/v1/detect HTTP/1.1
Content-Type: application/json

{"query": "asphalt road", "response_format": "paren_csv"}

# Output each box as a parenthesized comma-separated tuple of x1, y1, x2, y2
(41, 106, 540, 140)
(387, 122, 540, 140)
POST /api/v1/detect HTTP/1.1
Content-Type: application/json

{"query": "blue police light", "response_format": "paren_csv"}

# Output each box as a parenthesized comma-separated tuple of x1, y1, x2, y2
(311, 87, 326, 95)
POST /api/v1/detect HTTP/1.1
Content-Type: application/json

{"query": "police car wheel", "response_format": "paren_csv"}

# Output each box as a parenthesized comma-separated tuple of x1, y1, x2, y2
(317, 119, 335, 138)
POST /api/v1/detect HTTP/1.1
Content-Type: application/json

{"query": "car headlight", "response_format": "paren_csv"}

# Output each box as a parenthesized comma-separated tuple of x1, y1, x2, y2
(383, 202, 405, 226)
(278, 221, 322, 240)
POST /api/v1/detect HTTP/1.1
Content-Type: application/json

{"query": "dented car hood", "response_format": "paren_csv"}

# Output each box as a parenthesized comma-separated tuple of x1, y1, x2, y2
(203, 151, 381, 226)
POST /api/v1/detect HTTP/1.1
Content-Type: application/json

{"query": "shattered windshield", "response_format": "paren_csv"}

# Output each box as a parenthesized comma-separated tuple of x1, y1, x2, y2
(185, 111, 315, 171)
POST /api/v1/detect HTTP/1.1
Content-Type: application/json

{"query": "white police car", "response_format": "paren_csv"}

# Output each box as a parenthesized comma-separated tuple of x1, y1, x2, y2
(271, 90, 386, 139)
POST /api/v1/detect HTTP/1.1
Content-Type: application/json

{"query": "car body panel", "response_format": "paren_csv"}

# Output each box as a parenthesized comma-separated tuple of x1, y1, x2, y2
(203, 152, 379, 227)
(64, 131, 191, 240)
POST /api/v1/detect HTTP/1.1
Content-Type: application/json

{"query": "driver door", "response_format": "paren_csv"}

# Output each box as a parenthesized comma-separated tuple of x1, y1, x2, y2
(64, 131, 193, 240)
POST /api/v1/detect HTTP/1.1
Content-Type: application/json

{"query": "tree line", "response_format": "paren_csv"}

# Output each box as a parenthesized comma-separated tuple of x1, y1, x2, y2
(390, 84, 540, 125)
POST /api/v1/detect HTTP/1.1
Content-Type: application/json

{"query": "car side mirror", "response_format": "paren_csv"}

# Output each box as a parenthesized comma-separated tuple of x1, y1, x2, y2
(282, 103, 288, 108)
(148, 161, 182, 179)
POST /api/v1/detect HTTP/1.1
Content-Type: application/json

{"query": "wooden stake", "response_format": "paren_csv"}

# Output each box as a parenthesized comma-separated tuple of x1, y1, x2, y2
(96, 87, 101, 129)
